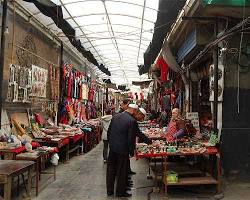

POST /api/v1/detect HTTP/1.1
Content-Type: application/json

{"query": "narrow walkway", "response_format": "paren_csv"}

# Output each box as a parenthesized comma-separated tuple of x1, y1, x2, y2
(32, 143, 250, 200)
(34, 143, 155, 200)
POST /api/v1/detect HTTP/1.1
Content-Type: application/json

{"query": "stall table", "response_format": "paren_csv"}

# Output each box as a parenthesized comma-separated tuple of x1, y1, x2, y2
(68, 133, 85, 155)
(136, 147, 221, 196)
(0, 142, 41, 159)
(0, 160, 34, 200)
(16, 150, 56, 196)
(33, 137, 70, 161)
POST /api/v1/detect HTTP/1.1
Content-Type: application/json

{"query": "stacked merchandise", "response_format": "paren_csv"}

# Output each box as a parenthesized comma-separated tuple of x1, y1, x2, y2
(136, 138, 215, 156)
(75, 118, 102, 152)
(143, 128, 165, 139)
(138, 121, 159, 130)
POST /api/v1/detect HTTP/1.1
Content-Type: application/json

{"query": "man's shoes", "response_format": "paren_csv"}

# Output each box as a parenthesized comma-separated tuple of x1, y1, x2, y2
(129, 171, 136, 175)
(116, 192, 132, 197)
(127, 182, 133, 187)
(107, 191, 114, 196)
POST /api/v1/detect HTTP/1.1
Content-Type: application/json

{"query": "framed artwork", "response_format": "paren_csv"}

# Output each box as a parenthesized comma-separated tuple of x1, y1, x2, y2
(30, 65, 48, 98)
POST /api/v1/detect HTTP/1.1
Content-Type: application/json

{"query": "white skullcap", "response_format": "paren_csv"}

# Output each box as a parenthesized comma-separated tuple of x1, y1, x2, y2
(139, 108, 147, 116)
(128, 104, 138, 109)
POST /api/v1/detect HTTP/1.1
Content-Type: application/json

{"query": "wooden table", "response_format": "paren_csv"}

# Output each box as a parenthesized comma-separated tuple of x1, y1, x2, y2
(0, 160, 34, 200)
(16, 151, 56, 196)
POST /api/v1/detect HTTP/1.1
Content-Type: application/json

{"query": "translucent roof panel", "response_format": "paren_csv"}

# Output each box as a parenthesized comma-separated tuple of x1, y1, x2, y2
(20, 0, 159, 86)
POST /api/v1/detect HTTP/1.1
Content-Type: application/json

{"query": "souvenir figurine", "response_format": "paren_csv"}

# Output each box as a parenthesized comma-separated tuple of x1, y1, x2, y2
(9, 64, 15, 84)
(13, 82, 19, 102)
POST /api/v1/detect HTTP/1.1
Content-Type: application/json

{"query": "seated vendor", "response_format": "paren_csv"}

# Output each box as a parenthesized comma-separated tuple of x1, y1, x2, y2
(166, 108, 185, 141)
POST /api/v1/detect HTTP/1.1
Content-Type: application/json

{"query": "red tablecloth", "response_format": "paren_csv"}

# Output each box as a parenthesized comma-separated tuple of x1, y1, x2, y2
(136, 147, 219, 159)
(0, 142, 41, 154)
(70, 134, 84, 144)
(10, 146, 26, 154)
(31, 141, 41, 148)
(62, 138, 69, 146)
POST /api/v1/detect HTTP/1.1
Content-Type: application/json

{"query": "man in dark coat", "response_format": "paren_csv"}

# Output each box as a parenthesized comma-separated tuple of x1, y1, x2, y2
(106, 104, 151, 197)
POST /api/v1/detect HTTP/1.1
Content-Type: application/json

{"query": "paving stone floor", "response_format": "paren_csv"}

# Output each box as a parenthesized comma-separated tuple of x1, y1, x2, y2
(11, 143, 250, 200)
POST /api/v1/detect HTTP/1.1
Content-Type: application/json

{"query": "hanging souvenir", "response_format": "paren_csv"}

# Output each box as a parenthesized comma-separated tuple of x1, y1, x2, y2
(30, 65, 48, 98)
(13, 83, 19, 102)
(9, 64, 16, 84)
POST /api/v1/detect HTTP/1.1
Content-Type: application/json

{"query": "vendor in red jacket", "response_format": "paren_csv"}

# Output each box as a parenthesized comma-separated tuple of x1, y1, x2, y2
(166, 108, 186, 141)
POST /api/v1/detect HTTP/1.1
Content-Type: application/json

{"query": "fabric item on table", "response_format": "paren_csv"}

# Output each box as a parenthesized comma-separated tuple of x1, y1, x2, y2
(34, 113, 46, 126)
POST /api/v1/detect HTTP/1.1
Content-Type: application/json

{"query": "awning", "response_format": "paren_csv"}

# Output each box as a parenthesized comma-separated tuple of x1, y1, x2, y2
(23, 0, 111, 76)
(106, 83, 117, 90)
(161, 40, 181, 73)
(132, 79, 153, 87)
(202, 0, 250, 6)
(141, 0, 186, 75)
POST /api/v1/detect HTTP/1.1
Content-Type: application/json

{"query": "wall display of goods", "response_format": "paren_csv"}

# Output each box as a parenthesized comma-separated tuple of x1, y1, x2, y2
(49, 64, 60, 100)
(7, 64, 32, 102)
(30, 65, 48, 98)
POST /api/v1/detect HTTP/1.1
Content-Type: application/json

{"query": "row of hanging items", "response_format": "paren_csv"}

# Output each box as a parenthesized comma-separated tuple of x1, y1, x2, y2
(62, 63, 91, 100)
(7, 64, 32, 103)
(58, 98, 97, 125)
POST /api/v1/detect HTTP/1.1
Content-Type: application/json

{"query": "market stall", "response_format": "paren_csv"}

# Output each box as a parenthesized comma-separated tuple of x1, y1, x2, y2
(136, 137, 221, 196)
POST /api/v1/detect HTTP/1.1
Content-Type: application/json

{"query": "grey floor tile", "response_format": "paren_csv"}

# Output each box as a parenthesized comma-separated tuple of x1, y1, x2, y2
(9, 142, 250, 200)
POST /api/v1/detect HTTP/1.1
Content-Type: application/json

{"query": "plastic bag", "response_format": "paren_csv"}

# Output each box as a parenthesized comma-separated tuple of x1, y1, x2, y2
(50, 153, 59, 165)
(25, 142, 32, 152)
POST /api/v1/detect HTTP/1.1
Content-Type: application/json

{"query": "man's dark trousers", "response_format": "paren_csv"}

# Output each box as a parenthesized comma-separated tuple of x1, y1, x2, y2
(106, 149, 128, 195)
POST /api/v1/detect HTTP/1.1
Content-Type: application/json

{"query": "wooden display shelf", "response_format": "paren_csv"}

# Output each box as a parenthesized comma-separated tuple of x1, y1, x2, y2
(163, 176, 218, 186)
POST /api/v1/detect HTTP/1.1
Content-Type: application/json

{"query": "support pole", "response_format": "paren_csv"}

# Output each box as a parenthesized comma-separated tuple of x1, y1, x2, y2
(106, 87, 108, 105)
(57, 41, 63, 125)
(213, 21, 219, 134)
(0, 0, 8, 126)
(59, 41, 63, 102)
(101, 87, 104, 116)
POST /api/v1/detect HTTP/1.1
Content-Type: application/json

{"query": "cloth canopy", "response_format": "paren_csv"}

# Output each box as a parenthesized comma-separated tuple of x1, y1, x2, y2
(141, 0, 186, 75)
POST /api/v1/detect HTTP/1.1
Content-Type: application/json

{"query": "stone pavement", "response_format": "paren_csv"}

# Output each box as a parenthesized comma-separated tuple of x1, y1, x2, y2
(12, 143, 250, 200)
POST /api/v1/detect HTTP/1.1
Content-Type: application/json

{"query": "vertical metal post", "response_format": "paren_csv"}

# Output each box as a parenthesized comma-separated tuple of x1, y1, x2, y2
(0, 0, 8, 126)
(57, 41, 63, 125)
(188, 71, 191, 112)
(213, 21, 219, 134)
(101, 87, 104, 116)
(106, 87, 108, 105)
(59, 41, 63, 102)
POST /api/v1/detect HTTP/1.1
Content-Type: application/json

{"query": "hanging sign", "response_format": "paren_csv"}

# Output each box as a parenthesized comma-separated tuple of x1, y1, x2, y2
(186, 112, 200, 134)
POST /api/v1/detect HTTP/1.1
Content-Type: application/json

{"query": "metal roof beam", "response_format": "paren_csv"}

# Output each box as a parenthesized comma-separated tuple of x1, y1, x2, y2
(46, 0, 158, 12)
(137, 0, 146, 66)
(59, 0, 105, 65)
